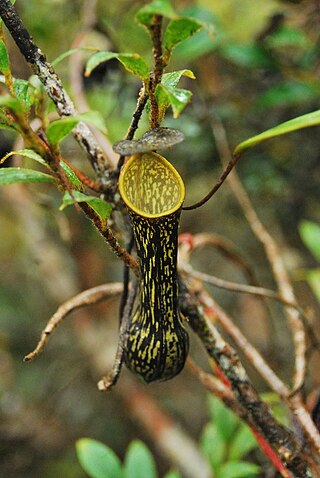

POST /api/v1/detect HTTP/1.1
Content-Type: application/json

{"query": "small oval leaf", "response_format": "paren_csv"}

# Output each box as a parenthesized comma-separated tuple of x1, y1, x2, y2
(164, 17, 202, 52)
(85, 51, 149, 80)
(47, 111, 107, 146)
(76, 438, 123, 478)
(124, 440, 157, 478)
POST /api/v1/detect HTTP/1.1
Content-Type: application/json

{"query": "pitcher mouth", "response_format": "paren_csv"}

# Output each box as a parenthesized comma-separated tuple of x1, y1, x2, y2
(118, 152, 185, 218)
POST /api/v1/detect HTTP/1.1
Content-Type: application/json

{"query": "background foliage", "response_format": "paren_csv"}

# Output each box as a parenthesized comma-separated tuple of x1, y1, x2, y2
(0, 0, 319, 476)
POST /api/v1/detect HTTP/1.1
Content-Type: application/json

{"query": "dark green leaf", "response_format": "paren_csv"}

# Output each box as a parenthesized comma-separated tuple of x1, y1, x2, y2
(61, 191, 112, 222)
(234, 109, 320, 156)
(208, 395, 238, 441)
(47, 111, 107, 146)
(299, 221, 320, 261)
(136, 0, 176, 27)
(256, 81, 319, 109)
(0, 95, 23, 112)
(0, 149, 82, 189)
(221, 43, 274, 69)
(218, 461, 260, 478)
(124, 440, 157, 478)
(266, 27, 308, 49)
(164, 17, 202, 52)
(0, 167, 55, 186)
(0, 39, 9, 75)
(14, 79, 36, 109)
(85, 51, 149, 80)
(76, 438, 123, 478)
(229, 425, 258, 461)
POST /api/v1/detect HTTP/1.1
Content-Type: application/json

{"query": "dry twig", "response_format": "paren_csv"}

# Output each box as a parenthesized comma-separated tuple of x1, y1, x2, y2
(24, 282, 123, 362)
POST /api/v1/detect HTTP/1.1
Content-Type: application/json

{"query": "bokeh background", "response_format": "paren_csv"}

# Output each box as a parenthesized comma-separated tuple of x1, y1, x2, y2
(0, 0, 319, 476)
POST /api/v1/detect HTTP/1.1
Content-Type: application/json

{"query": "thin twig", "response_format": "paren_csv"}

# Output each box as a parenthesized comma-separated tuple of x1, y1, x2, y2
(182, 151, 241, 210)
(116, 86, 149, 174)
(24, 282, 123, 361)
(210, 113, 307, 393)
(181, 262, 309, 315)
(0, 0, 114, 185)
(98, 280, 138, 391)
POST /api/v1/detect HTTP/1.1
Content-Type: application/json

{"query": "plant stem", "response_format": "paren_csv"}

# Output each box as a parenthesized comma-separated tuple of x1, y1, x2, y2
(0, 0, 113, 186)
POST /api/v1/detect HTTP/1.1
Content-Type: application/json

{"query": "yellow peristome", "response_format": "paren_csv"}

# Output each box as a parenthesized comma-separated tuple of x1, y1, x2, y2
(119, 152, 185, 218)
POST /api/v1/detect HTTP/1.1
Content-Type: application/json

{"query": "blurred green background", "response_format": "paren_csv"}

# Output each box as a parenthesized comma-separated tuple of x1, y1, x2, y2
(0, 0, 319, 476)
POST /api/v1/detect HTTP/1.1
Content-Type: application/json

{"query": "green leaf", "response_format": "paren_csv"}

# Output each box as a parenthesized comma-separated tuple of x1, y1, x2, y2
(266, 27, 308, 49)
(155, 78, 193, 118)
(0, 95, 23, 112)
(208, 395, 238, 441)
(155, 70, 195, 117)
(14, 79, 36, 109)
(0, 149, 83, 190)
(218, 461, 260, 478)
(163, 471, 181, 478)
(164, 17, 202, 52)
(234, 109, 320, 157)
(52, 47, 98, 66)
(221, 43, 273, 69)
(229, 425, 258, 461)
(200, 422, 226, 469)
(76, 438, 123, 478)
(59, 162, 83, 190)
(305, 270, 320, 302)
(0, 167, 55, 186)
(61, 191, 112, 222)
(0, 149, 46, 166)
(0, 121, 18, 132)
(299, 221, 320, 261)
(256, 81, 319, 109)
(136, 0, 176, 27)
(162, 69, 196, 88)
(124, 441, 157, 478)
(173, 6, 217, 62)
(47, 111, 107, 146)
(0, 39, 9, 75)
(85, 51, 149, 80)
